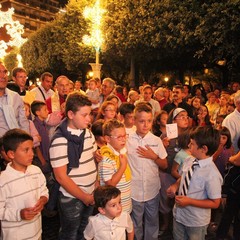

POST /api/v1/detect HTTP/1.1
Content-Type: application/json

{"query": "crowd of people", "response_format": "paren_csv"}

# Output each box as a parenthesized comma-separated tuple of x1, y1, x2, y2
(0, 61, 240, 240)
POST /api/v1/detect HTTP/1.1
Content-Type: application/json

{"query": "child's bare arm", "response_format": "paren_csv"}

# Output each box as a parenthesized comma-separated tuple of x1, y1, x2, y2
(171, 162, 181, 179)
(167, 178, 180, 198)
(127, 229, 134, 240)
(175, 196, 221, 209)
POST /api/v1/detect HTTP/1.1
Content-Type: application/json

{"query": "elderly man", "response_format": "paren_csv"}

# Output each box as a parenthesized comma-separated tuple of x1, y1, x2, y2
(45, 75, 70, 137)
(222, 90, 240, 153)
(0, 62, 29, 137)
(154, 87, 168, 109)
(99, 78, 116, 104)
(31, 72, 54, 101)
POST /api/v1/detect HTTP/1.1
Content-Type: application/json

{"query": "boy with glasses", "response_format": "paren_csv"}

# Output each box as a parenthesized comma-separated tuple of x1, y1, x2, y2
(99, 118, 132, 213)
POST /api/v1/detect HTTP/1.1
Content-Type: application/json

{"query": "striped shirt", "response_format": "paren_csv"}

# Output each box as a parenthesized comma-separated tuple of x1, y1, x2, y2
(98, 144, 132, 213)
(0, 164, 48, 240)
(50, 127, 97, 198)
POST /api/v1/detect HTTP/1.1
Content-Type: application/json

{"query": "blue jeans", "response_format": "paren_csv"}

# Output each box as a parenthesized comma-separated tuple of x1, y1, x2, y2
(131, 193, 159, 240)
(173, 218, 207, 240)
(58, 192, 94, 240)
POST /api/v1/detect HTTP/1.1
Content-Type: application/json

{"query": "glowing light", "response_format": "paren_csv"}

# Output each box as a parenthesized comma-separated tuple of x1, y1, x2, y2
(17, 54, 23, 67)
(164, 77, 169, 82)
(0, 4, 27, 59)
(83, 0, 105, 64)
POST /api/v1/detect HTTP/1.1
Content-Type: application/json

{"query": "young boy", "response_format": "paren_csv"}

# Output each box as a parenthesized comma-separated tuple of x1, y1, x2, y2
(84, 186, 134, 240)
(0, 129, 48, 240)
(118, 102, 136, 135)
(49, 92, 97, 239)
(31, 100, 50, 172)
(86, 78, 100, 110)
(126, 102, 168, 240)
(99, 119, 132, 213)
(167, 126, 223, 240)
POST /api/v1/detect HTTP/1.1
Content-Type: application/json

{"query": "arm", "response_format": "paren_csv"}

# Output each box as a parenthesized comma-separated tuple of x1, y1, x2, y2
(53, 165, 94, 206)
(136, 145, 168, 170)
(35, 146, 47, 166)
(104, 154, 127, 187)
(229, 151, 240, 166)
(166, 178, 181, 198)
(175, 196, 221, 209)
(212, 144, 224, 161)
(127, 229, 134, 240)
(171, 161, 181, 179)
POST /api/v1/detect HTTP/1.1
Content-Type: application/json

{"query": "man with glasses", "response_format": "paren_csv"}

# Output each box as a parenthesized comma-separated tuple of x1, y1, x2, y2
(100, 78, 116, 104)
(0, 62, 29, 137)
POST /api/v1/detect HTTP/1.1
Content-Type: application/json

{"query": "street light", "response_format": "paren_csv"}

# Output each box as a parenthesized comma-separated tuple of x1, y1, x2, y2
(83, 0, 105, 79)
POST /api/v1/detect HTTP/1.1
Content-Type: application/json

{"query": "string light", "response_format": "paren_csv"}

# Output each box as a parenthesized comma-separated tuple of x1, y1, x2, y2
(82, 0, 105, 64)
(0, 4, 27, 59)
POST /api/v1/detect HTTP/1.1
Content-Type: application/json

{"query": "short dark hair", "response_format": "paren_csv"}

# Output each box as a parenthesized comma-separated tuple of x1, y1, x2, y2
(119, 102, 135, 116)
(219, 127, 232, 149)
(94, 186, 121, 208)
(134, 102, 152, 116)
(31, 100, 46, 116)
(3, 129, 33, 153)
(91, 119, 105, 137)
(190, 126, 220, 156)
(40, 72, 53, 81)
(65, 92, 91, 116)
(12, 67, 27, 77)
(173, 85, 183, 92)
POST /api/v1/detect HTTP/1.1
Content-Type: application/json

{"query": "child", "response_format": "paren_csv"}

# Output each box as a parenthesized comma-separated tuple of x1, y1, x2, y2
(213, 126, 234, 177)
(126, 103, 167, 240)
(99, 119, 132, 213)
(91, 119, 106, 148)
(31, 100, 50, 173)
(196, 105, 211, 126)
(167, 126, 223, 240)
(216, 135, 240, 240)
(96, 101, 117, 121)
(49, 92, 97, 239)
(86, 78, 100, 110)
(171, 129, 194, 179)
(84, 186, 134, 240)
(0, 129, 48, 240)
(118, 102, 136, 135)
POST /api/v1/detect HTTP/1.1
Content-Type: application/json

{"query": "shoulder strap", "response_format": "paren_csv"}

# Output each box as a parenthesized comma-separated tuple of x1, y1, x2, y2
(38, 86, 46, 101)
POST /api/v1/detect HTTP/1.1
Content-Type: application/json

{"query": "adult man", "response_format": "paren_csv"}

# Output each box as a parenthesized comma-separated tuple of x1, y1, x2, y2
(31, 72, 54, 101)
(163, 85, 193, 121)
(45, 75, 70, 137)
(135, 85, 161, 117)
(100, 78, 116, 104)
(154, 87, 168, 109)
(0, 62, 29, 136)
(222, 90, 240, 153)
(11, 67, 35, 104)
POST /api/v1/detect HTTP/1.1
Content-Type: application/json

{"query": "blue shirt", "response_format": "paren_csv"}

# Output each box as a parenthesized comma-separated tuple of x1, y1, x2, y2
(173, 157, 223, 227)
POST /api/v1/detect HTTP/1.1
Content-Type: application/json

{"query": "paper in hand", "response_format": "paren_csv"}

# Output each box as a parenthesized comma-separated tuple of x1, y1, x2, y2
(166, 123, 178, 139)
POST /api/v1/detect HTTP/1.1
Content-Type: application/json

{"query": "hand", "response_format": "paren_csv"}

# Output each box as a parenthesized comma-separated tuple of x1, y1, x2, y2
(82, 193, 94, 206)
(37, 135, 41, 142)
(119, 154, 127, 169)
(175, 195, 191, 207)
(137, 145, 157, 161)
(60, 102, 66, 114)
(162, 137, 169, 148)
(32, 197, 47, 213)
(20, 207, 39, 220)
(166, 185, 177, 198)
(94, 149, 103, 163)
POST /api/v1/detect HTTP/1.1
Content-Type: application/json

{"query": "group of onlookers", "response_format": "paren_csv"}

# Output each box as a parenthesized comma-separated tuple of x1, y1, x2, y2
(0, 60, 240, 240)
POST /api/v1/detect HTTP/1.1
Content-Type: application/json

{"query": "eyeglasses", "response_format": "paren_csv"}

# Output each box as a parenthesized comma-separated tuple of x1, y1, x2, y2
(109, 134, 128, 141)
(175, 116, 189, 120)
